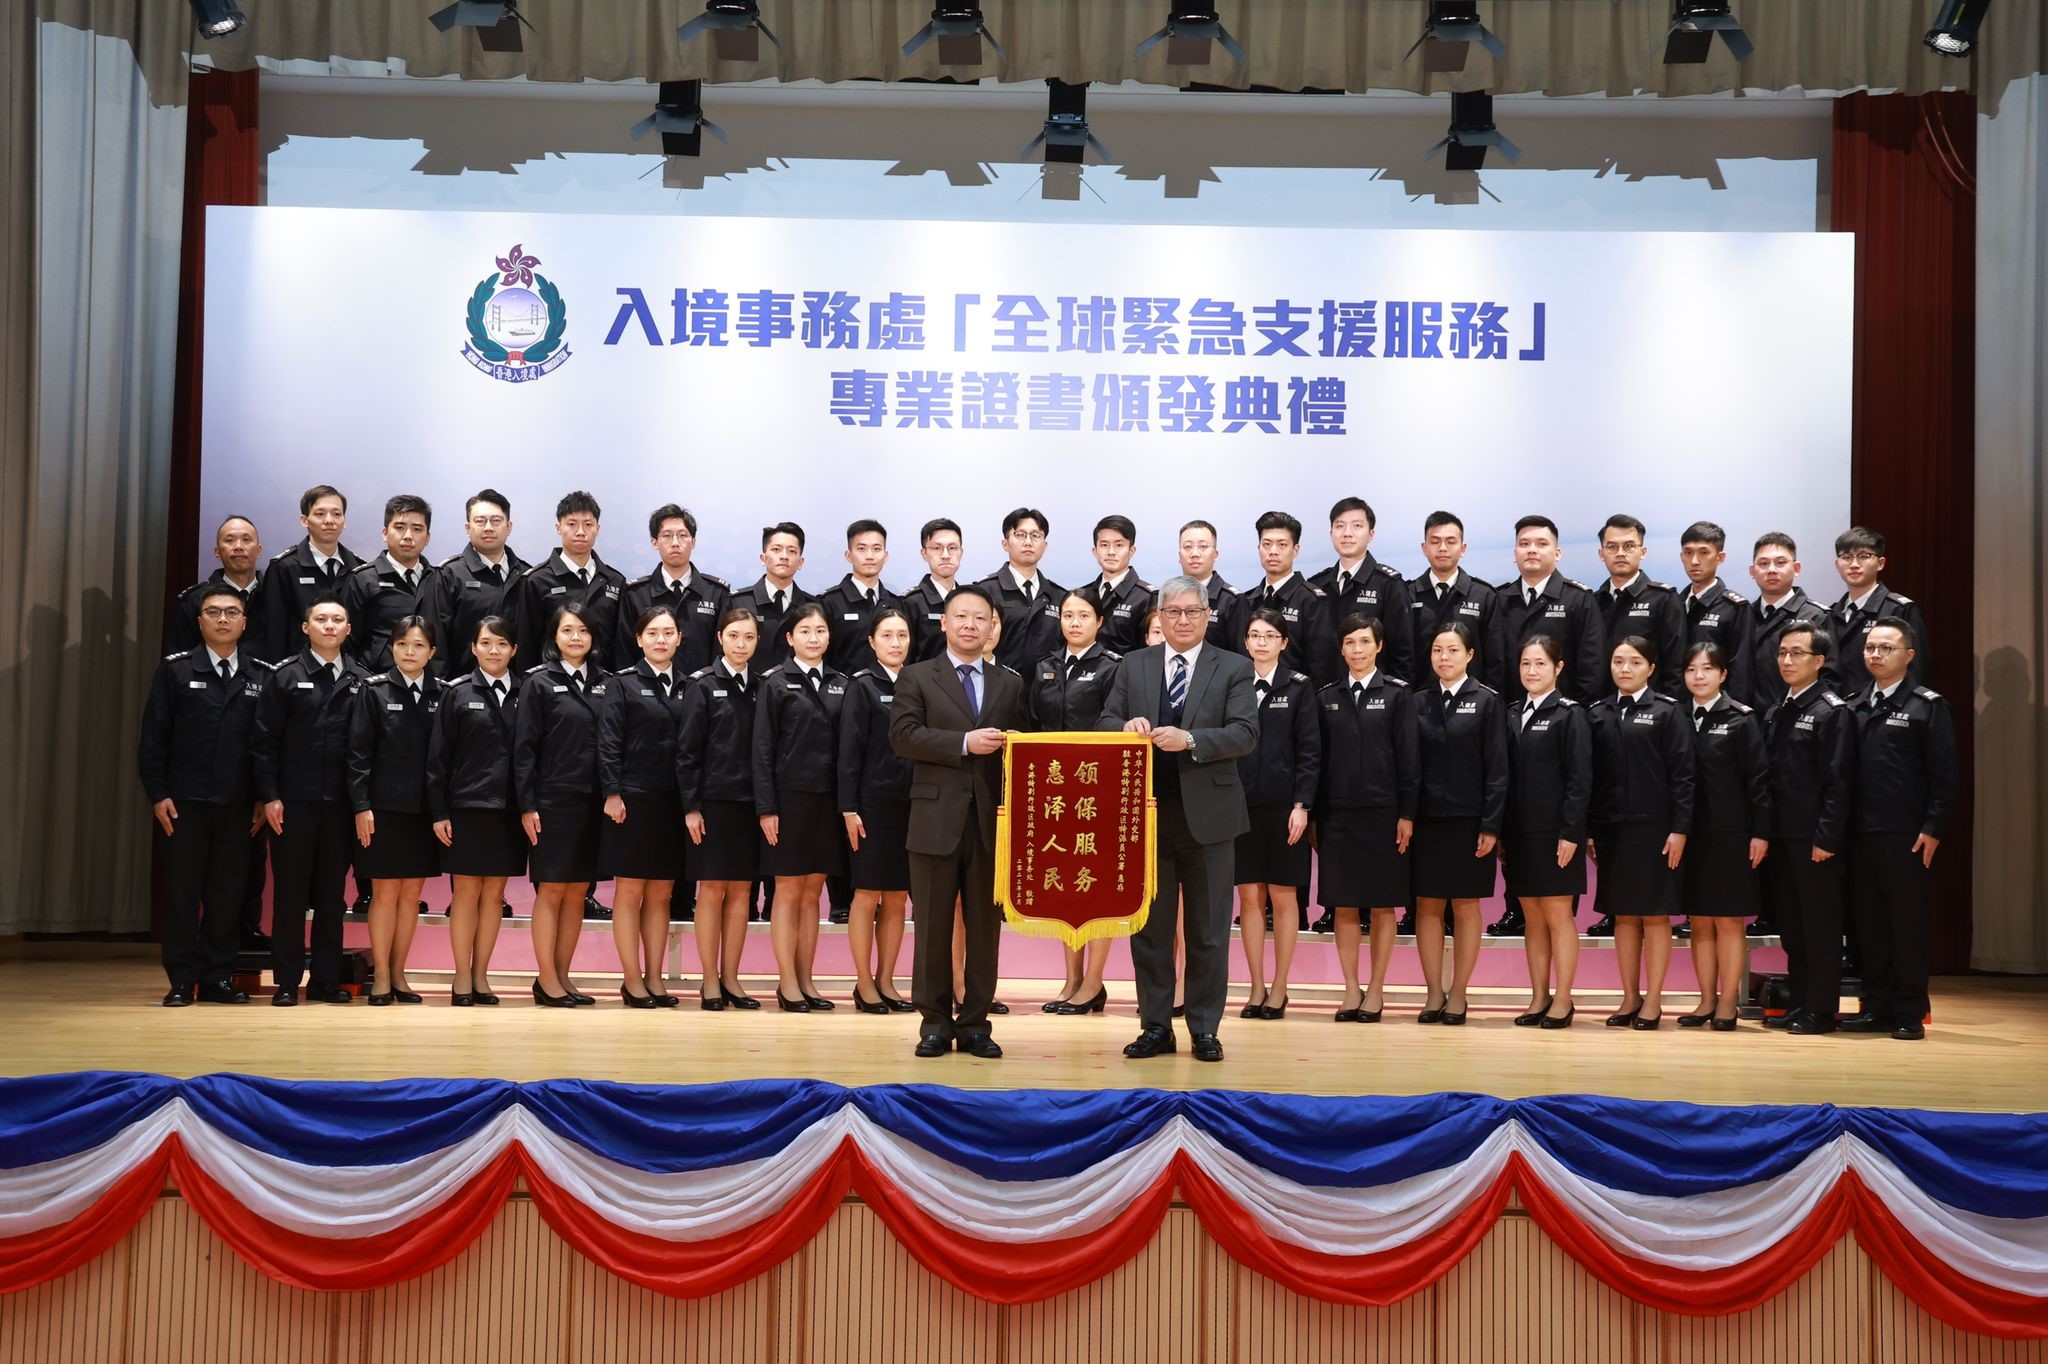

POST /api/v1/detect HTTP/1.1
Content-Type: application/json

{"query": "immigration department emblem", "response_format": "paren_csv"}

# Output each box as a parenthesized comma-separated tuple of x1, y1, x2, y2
(462, 244, 569, 382)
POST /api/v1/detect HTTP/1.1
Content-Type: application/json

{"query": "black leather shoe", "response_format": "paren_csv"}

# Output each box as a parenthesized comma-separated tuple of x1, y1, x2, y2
(1539, 1005, 1576, 1030)
(1123, 1026, 1177, 1058)
(1441, 1007, 1468, 1026)
(914, 1034, 952, 1058)
(1051, 989, 1107, 1016)
(565, 985, 596, 1006)
(1765, 1009, 1802, 1031)
(531, 981, 576, 1008)
(366, 989, 394, 1007)
(1674, 918, 1693, 940)
(722, 985, 761, 1010)
(1839, 1012, 1889, 1033)
(1788, 1013, 1838, 1035)
(1417, 995, 1446, 1025)
(352, 892, 372, 915)
(956, 1034, 1003, 1059)
(271, 984, 299, 1007)
(1260, 996, 1289, 1020)
(1585, 914, 1616, 938)
(1486, 906, 1526, 937)
(451, 992, 475, 1007)
(162, 984, 196, 1007)
(1309, 913, 1335, 934)
(1711, 1015, 1739, 1032)
(802, 992, 836, 1011)
(1750, 911, 1779, 936)
(1396, 909, 1418, 936)
(1170, 1004, 1185, 1018)
(1678, 1011, 1712, 1029)
(473, 989, 501, 1006)
(197, 981, 248, 1005)
(501, 902, 514, 919)
(1631, 1010, 1663, 1031)
(698, 992, 726, 1011)
(239, 931, 270, 952)
(1239, 994, 1267, 1020)
(1605, 1007, 1641, 1028)
(584, 893, 610, 921)
(853, 990, 890, 1015)
(650, 992, 679, 1008)
(1892, 1020, 1926, 1041)
(1042, 996, 1071, 1013)
(306, 982, 353, 1005)
(882, 995, 917, 1014)
(1191, 1033, 1224, 1062)
(1513, 998, 1552, 1027)
(620, 988, 657, 1009)
(828, 905, 850, 926)
(392, 988, 424, 1005)
(990, 999, 1010, 1015)
(777, 993, 813, 1013)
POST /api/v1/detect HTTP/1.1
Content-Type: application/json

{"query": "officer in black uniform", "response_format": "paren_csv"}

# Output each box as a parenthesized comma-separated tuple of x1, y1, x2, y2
(617, 503, 727, 676)
(1592, 514, 1688, 699)
(1761, 623, 1856, 1035)
(167, 515, 270, 659)
(1827, 526, 1931, 695)
(906, 518, 965, 665)
(138, 585, 269, 1005)
(1410, 511, 1503, 692)
(1494, 515, 1607, 708)
(727, 521, 814, 673)
(1175, 519, 1238, 649)
(252, 596, 370, 1006)
(1083, 515, 1154, 656)
(1839, 618, 1958, 1041)
(1744, 532, 1835, 712)
(422, 488, 529, 681)
(1677, 521, 1756, 706)
(338, 494, 437, 673)
(511, 490, 630, 678)
(1224, 511, 1330, 685)
(978, 507, 1063, 675)
(817, 518, 905, 677)
(1309, 497, 1416, 686)
(261, 485, 361, 663)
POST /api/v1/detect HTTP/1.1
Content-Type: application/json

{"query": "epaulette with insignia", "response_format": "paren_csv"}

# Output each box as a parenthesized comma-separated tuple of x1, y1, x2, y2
(1289, 671, 1310, 684)
(700, 573, 730, 590)
(525, 662, 549, 674)
(163, 649, 190, 662)
(626, 574, 653, 588)
(1820, 692, 1846, 707)
(1385, 675, 1411, 687)
(1721, 588, 1750, 604)
(1913, 685, 1941, 701)
(366, 672, 390, 684)
(1727, 699, 1754, 714)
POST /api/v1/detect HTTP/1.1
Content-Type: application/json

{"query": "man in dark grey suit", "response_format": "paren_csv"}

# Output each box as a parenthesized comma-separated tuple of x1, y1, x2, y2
(888, 583, 1026, 1060)
(1098, 576, 1260, 1062)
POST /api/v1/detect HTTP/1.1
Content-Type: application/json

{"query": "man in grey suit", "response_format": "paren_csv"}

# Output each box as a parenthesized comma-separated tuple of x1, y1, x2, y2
(1098, 576, 1260, 1062)
(888, 583, 1026, 1060)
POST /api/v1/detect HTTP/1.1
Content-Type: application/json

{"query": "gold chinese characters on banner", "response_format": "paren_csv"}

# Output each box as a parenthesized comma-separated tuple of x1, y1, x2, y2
(994, 733, 1156, 949)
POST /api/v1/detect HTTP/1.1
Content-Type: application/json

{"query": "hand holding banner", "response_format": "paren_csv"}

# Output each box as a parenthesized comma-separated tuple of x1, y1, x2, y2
(995, 734, 1156, 948)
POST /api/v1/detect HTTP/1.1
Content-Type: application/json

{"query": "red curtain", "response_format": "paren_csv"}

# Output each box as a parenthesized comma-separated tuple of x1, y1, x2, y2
(1830, 92, 1976, 974)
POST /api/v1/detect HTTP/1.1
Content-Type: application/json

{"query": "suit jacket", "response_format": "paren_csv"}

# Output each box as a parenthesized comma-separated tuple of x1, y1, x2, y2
(888, 654, 1027, 857)
(1096, 644, 1260, 845)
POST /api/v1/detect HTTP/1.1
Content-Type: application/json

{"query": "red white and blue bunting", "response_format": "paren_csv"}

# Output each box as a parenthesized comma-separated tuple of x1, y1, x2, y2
(3, 1075, 2045, 1338)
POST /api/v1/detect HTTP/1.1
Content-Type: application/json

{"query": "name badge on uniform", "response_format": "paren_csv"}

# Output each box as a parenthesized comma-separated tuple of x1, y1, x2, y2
(1077, 671, 1096, 682)
(711, 688, 728, 698)
(1531, 720, 1552, 732)
(785, 682, 803, 692)
(1629, 605, 1651, 617)
(842, 613, 860, 621)
(588, 684, 606, 696)
(1544, 605, 1566, 618)
(1794, 718, 1815, 731)
(245, 684, 262, 697)
(1367, 698, 1386, 710)
(386, 702, 405, 712)
(1709, 722, 1733, 736)
(468, 701, 487, 710)
(188, 679, 208, 689)
(1283, 607, 1300, 622)
(1631, 712, 1657, 725)
(1041, 670, 1057, 681)
(1458, 602, 1481, 616)
(296, 681, 316, 690)
(1113, 605, 1132, 616)
(826, 682, 845, 695)
(640, 687, 658, 697)
(1456, 701, 1478, 714)
(879, 693, 894, 703)
(1268, 697, 1289, 710)
(927, 612, 943, 621)
(465, 579, 488, 590)
(298, 575, 317, 585)
(603, 586, 621, 600)
(1885, 714, 1912, 728)
(548, 585, 567, 596)
(1701, 612, 1721, 627)
(696, 602, 715, 613)
(1324, 701, 1342, 712)
(552, 685, 569, 693)
(1360, 590, 1379, 604)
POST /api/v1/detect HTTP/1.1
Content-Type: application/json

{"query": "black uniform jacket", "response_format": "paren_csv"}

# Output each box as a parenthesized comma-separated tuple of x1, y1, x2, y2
(1313, 671, 1419, 817)
(253, 650, 371, 803)
(1239, 668, 1321, 809)
(1027, 643, 1123, 732)
(1414, 679, 1511, 833)
(598, 660, 686, 797)
(1311, 556, 1416, 685)
(1505, 691, 1592, 843)
(616, 566, 728, 677)
(1849, 683, 1958, 838)
(347, 672, 441, 814)
(512, 660, 606, 809)
(139, 649, 271, 804)
(752, 658, 850, 814)
(422, 543, 531, 680)
(1586, 690, 1695, 832)
(514, 551, 630, 675)
(1494, 575, 1608, 707)
(426, 670, 519, 816)
(675, 660, 757, 810)
(338, 554, 438, 673)
(1685, 694, 1772, 838)
(837, 668, 915, 812)
(978, 565, 1064, 676)
(1761, 684, 1855, 849)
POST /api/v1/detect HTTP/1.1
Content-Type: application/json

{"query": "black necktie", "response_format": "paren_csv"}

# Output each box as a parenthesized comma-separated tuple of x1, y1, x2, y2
(806, 668, 821, 693)
(1021, 580, 1034, 604)
(323, 559, 342, 582)
(656, 673, 672, 695)
(1621, 695, 1639, 715)
(1338, 571, 1354, 599)
(568, 671, 583, 695)
(402, 568, 417, 592)
(1255, 678, 1270, 701)
(575, 567, 590, 589)
(1066, 655, 1084, 680)
(1694, 707, 1708, 731)
(773, 590, 787, 614)
(1441, 690, 1456, 716)
(1265, 584, 1279, 603)
(482, 563, 502, 585)
(217, 659, 232, 684)
(1524, 586, 1536, 608)
(1521, 702, 1535, 731)
(490, 679, 506, 706)
(1350, 680, 1365, 709)
(733, 673, 748, 697)
(1437, 580, 1450, 601)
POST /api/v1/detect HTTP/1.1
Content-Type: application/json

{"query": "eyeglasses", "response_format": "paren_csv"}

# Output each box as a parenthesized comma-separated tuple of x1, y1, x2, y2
(1159, 607, 1207, 621)
(1837, 551, 1881, 565)
(469, 516, 508, 528)
(1864, 643, 1903, 657)
(655, 531, 694, 544)
(1007, 530, 1047, 543)
(1776, 649, 1816, 660)
(199, 607, 244, 620)
(1603, 541, 1643, 554)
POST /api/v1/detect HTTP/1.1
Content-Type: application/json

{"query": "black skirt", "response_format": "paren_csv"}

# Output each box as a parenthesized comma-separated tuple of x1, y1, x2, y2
(442, 809, 525, 879)
(848, 797, 911, 892)
(1592, 822, 1680, 919)
(692, 799, 763, 882)
(530, 799, 602, 884)
(1682, 831, 1760, 919)
(763, 790, 848, 880)
(1234, 801, 1311, 887)
(1502, 831, 1587, 899)
(359, 809, 441, 880)
(1315, 807, 1409, 909)
(1410, 815, 1499, 900)
(600, 791, 686, 881)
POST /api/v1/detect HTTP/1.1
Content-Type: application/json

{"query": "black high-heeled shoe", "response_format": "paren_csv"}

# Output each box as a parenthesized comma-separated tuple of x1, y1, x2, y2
(801, 992, 835, 1011)
(777, 992, 813, 1013)
(853, 989, 890, 1015)
(366, 989, 394, 1007)
(722, 985, 761, 1010)
(531, 981, 575, 1008)
(1334, 994, 1363, 1023)
(620, 988, 657, 1009)
(1417, 995, 1447, 1025)
(1711, 1013, 1739, 1032)
(698, 991, 727, 1012)
(472, 988, 500, 1006)
(1259, 995, 1289, 1020)
(1540, 1005, 1576, 1030)
(1514, 997, 1553, 1028)
(1605, 1006, 1641, 1028)
(1043, 995, 1073, 1014)
(392, 987, 424, 1005)
(881, 995, 917, 1014)
(1678, 1010, 1712, 1029)
(650, 992, 679, 1009)
(1632, 1009, 1663, 1031)
(1239, 992, 1268, 1020)
(1051, 988, 1107, 1016)
(450, 992, 475, 1007)
(1356, 1002, 1384, 1023)
(1440, 1004, 1468, 1026)
(563, 979, 595, 1006)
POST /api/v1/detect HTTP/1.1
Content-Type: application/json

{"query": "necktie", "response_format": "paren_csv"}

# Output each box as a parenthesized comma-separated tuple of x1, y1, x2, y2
(217, 659, 232, 684)
(1441, 690, 1457, 717)
(323, 558, 341, 583)
(1255, 678, 1270, 702)
(1694, 707, 1708, 732)
(490, 679, 506, 706)
(1437, 580, 1450, 601)
(1338, 571, 1354, 599)
(1620, 695, 1638, 715)
(862, 588, 875, 608)
(574, 566, 590, 590)
(484, 562, 502, 585)
(773, 590, 787, 614)
(1524, 586, 1536, 607)
(328, 663, 341, 687)
(957, 663, 979, 719)
(1520, 702, 1535, 731)
(1166, 654, 1189, 717)
(656, 673, 672, 695)
(1066, 655, 1084, 680)
(1265, 584, 1279, 604)
(1350, 680, 1365, 709)
(402, 568, 417, 592)
(805, 668, 821, 693)
(568, 670, 583, 695)
(1021, 579, 1035, 604)
(733, 673, 747, 697)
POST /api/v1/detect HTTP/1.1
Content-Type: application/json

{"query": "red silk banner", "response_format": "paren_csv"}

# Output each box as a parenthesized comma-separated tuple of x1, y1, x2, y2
(995, 734, 1156, 947)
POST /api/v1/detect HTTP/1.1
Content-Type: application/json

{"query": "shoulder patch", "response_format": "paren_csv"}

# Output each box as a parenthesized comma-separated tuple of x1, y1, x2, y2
(1556, 696, 1580, 708)
(1374, 562, 1400, 579)
(524, 663, 549, 675)
(689, 665, 715, 680)
(1306, 585, 1328, 598)
(163, 649, 190, 662)
(1102, 649, 1123, 662)
(1727, 699, 1754, 714)
(700, 573, 730, 590)
(1289, 671, 1310, 684)
(1564, 578, 1591, 592)
(1720, 588, 1749, 604)
(1912, 685, 1941, 701)
(1892, 592, 1916, 606)
(1646, 580, 1676, 593)
(247, 657, 276, 671)
(1385, 675, 1411, 688)
(611, 667, 638, 677)
(626, 574, 652, 589)
(1820, 692, 1847, 708)
(366, 672, 390, 684)
(852, 667, 877, 680)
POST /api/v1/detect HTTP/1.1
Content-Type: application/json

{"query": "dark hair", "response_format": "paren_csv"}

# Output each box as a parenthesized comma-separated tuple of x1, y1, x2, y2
(1140, 607, 1161, 637)
(1683, 640, 1728, 672)
(648, 503, 698, 539)
(1783, 623, 1832, 659)
(846, 518, 887, 545)
(1178, 518, 1218, 539)
(1869, 614, 1918, 650)
(1424, 510, 1465, 537)
(920, 517, 963, 547)
(1600, 513, 1647, 543)
(555, 490, 601, 521)
(474, 614, 514, 646)
(384, 494, 431, 529)
(543, 606, 593, 662)
(1255, 510, 1302, 543)
(1681, 521, 1726, 550)
(634, 605, 680, 636)
(1328, 496, 1377, 529)
(465, 488, 511, 520)
(783, 600, 830, 638)
(216, 514, 257, 539)
(867, 605, 914, 638)
(1613, 634, 1659, 666)
(1753, 531, 1798, 559)
(1093, 514, 1137, 544)
(196, 585, 247, 610)
(1002, 507, 1049, 538)
(944, 582, 997, 614)
(1519, 633, 1566, 668)
(1514, 515, 1560, 542)
(300, 485, 346, 516)
(1836, 525, 1886, 557)
(762, 521, 806, 552)
(303, 595, 348, 623)
(716, 607, 759, 634)
(389, 614, 437, 647)
(1244, 605, 1290, 641)
(1336, 612, 1383, 644)
(1057, 586, 1104, 619)
(1430, 620, 1479, 653)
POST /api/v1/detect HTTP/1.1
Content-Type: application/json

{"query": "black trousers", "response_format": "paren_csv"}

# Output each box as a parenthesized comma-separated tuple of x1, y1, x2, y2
(270, 798, 351, 988)
(908, 815, 998, 1040)
(1136, 799, 1235, 1036)
(161, 801, 253, 986)
(239, 829, 269, 938)
(1849, 832, 1932, 1023)
(1767, 839, 1845, 1017)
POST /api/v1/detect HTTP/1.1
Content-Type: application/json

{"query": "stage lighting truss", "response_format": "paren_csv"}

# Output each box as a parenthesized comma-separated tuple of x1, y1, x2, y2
(190, 0, 246, 38)
(903, 5, 1006, 67)
(1924, 0, 1992, 57)
(1405, 2, 1505, 75)
(629, 80, 728, 158)
(428, 0, 536, 53)
(678, 1, 780, 62)
(1661, 1, 1754, 64)
(1136, 5, 1246, 66)
(1424, 90, 1521, 173)
(1020, 78, 1111, 166)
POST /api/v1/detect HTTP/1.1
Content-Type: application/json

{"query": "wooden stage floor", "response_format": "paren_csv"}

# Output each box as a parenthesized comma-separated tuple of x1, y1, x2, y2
(7, 943, 2044, 1112)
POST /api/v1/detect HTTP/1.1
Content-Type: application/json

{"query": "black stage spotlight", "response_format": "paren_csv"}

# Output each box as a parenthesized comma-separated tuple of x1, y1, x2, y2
(1136, 6, 1246, 66)
(1662, 1, 1753, 64)
(629, 80, 727, 158)
(428, 1, 534, 53)
(1405, 2, 1505, 75)
(903, 5, 1006, 66)
(1021, 78, 1110, 166)
(1924, 0, 1992, 57)
(678, 1, 780, 62)
(190, 0, 246, 38)
(1424, 91, 1520, 173)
